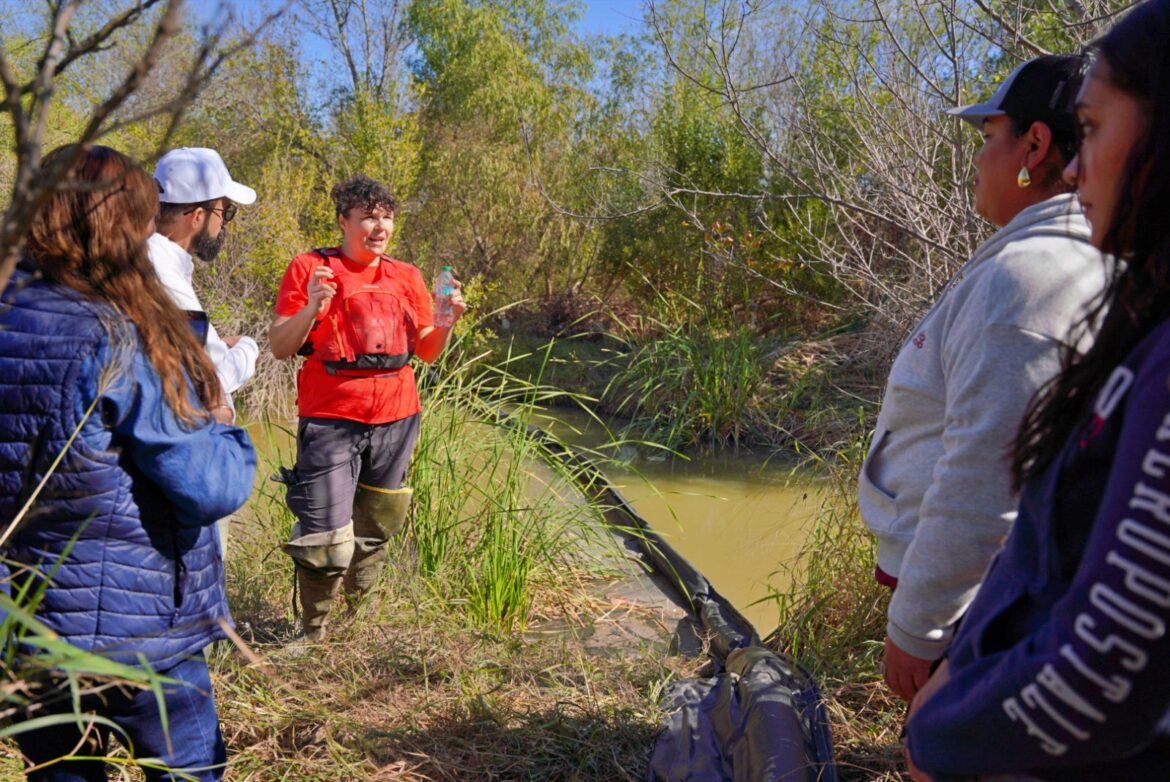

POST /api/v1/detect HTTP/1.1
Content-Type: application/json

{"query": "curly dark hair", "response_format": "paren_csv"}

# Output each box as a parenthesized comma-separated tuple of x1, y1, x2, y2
(330, 174, 397, 218)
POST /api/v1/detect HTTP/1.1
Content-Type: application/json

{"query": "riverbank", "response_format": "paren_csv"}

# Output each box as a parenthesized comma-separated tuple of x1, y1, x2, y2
(204, 431, 906, 781)
(0, 337, 911, 780)
(208, 550, 690, 780)
(765, 443, 907, 780)
(486, 325, 878, 455)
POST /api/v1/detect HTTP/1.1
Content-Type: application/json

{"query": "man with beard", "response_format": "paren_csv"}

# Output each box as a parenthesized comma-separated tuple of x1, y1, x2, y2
(150, 147, 259, 421)
(150, 148, 258, 559)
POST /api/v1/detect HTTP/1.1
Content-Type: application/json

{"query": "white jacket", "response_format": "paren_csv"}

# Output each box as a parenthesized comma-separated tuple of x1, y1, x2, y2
(147, 233, 258, 403)
(857, 194, 1106, 660)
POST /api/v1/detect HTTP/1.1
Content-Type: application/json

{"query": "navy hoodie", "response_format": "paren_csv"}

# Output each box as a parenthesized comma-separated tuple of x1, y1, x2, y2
(905, 317, 1170, 780)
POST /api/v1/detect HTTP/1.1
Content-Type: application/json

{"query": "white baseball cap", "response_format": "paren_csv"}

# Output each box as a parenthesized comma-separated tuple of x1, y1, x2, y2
(154, 147, 256, 205)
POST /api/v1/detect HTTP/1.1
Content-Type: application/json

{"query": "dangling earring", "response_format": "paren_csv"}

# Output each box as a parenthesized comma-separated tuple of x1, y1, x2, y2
(1017, 166, 1032, 189)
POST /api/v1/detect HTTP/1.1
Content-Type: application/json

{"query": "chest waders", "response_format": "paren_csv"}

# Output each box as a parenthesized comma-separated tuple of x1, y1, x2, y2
(280, 252, 421, 641)
(281, 485, 413, 641)
(345, 484, 412, 595)
(281, 541, 343, 642)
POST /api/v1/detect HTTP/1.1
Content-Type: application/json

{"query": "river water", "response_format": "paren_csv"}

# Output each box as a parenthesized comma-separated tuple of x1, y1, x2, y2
(527, 408, 822, 635)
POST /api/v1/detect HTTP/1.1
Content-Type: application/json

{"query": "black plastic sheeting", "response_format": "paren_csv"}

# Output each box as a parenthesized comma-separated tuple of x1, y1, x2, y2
(500, 414, 838, 782)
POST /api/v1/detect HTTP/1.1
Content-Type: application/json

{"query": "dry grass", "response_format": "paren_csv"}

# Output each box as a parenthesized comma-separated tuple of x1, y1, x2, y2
(0, 568, 679, 782)
(763, 421, 911, 782)
(0, 395, 913, 781)
(0, 498, 914, 782)
(211, 564, 679, 781)
(823, 680, 908, 781)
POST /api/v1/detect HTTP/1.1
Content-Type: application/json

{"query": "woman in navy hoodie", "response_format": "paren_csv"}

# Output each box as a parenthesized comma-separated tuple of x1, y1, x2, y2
(0, 146, 256, 779)
(904, 0, 1170, 779)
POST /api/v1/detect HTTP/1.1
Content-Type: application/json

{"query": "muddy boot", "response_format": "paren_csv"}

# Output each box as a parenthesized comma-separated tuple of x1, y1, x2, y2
(344, 541, 388, 600)
(297, 565, 342, 641)
(344, 486, 412, 599)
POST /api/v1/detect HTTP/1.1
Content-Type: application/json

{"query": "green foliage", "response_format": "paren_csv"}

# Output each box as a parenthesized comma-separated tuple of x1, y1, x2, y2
(331, 85, 421, 196)
(607, 314, 775, 450)
(974, 0, 1133, 60)
(0, 0, 1137, 354)
(237, 334, 621, 641)
(410, 339, 610, 634)
(407, 0, 587, 131)
(597, 92, 770, 309)
(764, 417, 887, 680)
(400, 0, 600, 311)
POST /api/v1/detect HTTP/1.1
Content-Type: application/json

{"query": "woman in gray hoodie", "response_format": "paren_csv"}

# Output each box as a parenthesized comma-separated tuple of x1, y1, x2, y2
(858, 54, 1108, 702)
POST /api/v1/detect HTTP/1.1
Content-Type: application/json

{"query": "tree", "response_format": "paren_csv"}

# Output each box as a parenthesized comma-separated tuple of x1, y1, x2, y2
(617, 0, 1131, 340)
(402, 0, 598, 309)
(0, 0, 280, 293)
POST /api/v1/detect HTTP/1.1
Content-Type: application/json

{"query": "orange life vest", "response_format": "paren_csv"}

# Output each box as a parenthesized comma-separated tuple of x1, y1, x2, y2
(298, 248, 416, 374)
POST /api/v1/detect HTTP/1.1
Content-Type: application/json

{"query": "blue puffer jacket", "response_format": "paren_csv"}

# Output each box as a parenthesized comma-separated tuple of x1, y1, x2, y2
(0, 266, 256, 672)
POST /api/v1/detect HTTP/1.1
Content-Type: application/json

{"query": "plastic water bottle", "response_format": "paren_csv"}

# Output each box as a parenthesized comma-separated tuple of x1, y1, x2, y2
(433, 265, 456, 328)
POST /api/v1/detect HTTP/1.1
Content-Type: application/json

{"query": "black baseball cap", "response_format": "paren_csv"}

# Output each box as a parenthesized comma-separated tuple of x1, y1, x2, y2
(948, 54, 1084, 142)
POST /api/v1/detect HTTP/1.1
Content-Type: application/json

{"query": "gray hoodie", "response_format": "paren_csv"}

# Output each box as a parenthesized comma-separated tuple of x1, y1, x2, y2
(857, 193, 1106, 660)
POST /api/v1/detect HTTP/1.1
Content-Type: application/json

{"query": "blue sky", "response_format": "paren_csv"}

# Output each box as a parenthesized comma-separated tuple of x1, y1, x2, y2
(578, 0, 645, 37)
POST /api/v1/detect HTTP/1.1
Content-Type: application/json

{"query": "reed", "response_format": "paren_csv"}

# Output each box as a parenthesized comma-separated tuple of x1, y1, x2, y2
(765, 434, 887, 676)
(238, 324, 644, 641)
(606, 319, 775, 450)
(194, 330, 677, 780)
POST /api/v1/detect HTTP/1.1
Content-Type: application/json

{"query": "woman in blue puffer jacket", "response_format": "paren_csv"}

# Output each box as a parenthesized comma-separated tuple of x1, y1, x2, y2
(0, 145, 256, 781)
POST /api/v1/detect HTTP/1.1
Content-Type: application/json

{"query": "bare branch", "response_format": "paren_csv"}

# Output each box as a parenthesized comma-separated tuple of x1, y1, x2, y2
(971, 0, 1051, 56)
(49, 0, 167, 82)
(327, 0, 362, 92)
(0, 1, 287, 293)
(73, 2, 185, 145)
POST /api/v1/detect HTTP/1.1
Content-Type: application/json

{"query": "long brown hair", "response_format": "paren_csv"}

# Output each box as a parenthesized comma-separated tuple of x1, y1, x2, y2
(25, 144, 220, 425)
(1011, 0, 1170, 488)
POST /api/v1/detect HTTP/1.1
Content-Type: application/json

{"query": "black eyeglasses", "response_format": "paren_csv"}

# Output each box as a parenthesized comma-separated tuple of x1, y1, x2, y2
(184, 202, 238, 223)
(210, 202, 238, 223)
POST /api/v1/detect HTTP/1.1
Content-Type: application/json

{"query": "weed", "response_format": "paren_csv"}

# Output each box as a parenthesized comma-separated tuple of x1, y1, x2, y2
(606, 320, 775, 450)
(176, 326, 697, 780)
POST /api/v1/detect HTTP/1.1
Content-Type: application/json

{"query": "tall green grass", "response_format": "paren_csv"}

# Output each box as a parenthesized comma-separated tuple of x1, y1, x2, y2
(757, 419, 913, 780)
(598, 280, 866, 454)
(411, 340, 617, 635)
(606, 320, 775, 450)
(764, 417, 887, 679)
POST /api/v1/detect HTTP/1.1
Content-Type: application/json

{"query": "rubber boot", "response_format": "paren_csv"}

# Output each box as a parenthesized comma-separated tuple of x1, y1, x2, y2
(344, 486, 412, 599)
(297, 565, 342, 641)
(344, 541, 389, 598)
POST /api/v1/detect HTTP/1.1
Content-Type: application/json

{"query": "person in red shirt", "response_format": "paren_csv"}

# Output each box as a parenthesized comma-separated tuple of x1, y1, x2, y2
(270, 174, 466, 640)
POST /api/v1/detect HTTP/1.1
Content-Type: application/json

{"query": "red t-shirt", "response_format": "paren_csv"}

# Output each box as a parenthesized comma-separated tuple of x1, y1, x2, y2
(275, 248, 434, 424)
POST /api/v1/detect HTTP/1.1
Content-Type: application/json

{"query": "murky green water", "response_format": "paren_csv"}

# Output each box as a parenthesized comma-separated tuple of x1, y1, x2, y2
(527, 409, 821, 634)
